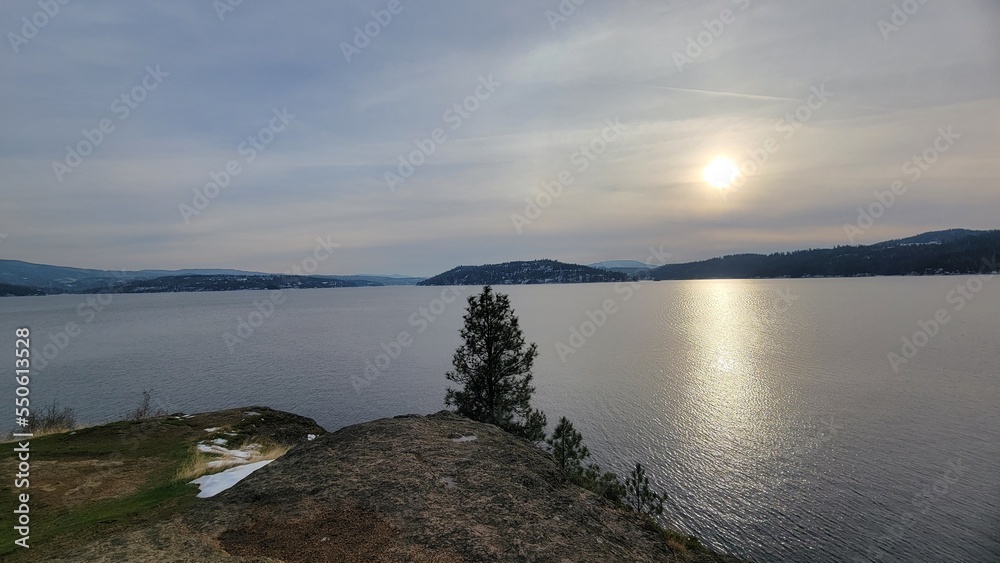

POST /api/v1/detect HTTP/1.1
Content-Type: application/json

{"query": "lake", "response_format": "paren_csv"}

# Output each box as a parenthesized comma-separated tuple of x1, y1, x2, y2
(2, 277, 997, 562)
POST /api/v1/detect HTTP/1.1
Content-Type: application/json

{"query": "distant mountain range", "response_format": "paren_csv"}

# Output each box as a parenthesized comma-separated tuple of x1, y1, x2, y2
(111, 274, 378, 293)
(649, 229, 999, 280)
(0, 260, 425, 296)
(416, 229, 997, 286)
(2, 229, 997, 296)
(872, 228, 983, 247)
(417, 260, 630, 286)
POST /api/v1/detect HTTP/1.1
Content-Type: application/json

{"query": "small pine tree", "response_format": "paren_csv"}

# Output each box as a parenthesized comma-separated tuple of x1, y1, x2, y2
(547, 417, 590, 475)
(625, 462, 666, 516)
(581, 463, 627, 503)
(445, 286, 547, 441)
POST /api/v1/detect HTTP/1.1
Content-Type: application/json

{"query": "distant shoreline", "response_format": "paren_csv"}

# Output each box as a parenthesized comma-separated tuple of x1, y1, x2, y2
(3, 270, 997, 298)
(4, 228, 997, 296)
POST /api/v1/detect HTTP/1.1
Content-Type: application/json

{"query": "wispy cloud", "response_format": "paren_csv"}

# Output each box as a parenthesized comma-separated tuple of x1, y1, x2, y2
(601, 81, 804, 104)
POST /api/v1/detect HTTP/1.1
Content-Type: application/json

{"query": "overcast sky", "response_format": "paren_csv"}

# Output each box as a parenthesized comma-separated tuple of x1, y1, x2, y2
(1, 0, 998, 276)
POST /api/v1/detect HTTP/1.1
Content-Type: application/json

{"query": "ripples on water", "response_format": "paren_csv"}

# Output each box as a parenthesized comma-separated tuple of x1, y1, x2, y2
(1, 278, 997, 562)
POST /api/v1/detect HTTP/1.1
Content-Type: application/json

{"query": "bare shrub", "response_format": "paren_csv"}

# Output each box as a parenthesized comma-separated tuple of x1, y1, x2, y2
(124, 390, 168, 421)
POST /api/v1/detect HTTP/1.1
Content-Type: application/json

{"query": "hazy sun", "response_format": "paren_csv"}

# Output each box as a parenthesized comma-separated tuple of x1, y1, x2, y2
(703, 157, 740, 189)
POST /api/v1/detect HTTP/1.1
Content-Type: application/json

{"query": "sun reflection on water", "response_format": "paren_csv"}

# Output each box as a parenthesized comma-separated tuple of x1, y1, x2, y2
(673, 281, 778, 477)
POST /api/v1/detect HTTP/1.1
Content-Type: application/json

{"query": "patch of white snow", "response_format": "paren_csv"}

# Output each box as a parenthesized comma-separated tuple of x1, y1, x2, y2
(197, 443, 256, 458)
(190, 460, 273, 498)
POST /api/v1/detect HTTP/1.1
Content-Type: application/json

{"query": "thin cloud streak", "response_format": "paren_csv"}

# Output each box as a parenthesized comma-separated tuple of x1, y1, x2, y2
(596, 81, 804, 104)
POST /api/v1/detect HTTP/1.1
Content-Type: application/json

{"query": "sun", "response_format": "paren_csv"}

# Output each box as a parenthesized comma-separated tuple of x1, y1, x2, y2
(703, 157, 740, 189)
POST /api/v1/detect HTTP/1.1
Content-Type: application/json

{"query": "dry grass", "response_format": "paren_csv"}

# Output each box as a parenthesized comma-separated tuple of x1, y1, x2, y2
(249, 440, 292, 462)
(176, 437, 292, 481)
(658, 526, 708, 562)
(27, 424, 76, 438)
(667, 538, 691, 561)
(176, 451, 230, 481)
(2, 426, 70, 442)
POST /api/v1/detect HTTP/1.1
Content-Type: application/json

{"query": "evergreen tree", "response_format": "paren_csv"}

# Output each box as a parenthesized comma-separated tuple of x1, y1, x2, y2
(547, 417, 590, 475)
(625, 463, 666, 516)
(445, 286, 547, 441)
(580, 463, 627, 503)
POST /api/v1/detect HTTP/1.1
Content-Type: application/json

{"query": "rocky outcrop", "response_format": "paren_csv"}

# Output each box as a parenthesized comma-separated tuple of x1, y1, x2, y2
(190, 411, 741, 562)
(48, 410, 745, 562)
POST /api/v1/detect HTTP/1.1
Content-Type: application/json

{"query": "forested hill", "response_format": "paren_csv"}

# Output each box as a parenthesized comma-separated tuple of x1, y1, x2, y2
(108, 274, 376, 293)
(417, 260, 630, 286)
(650, 230, 1000, 280)
(0, 282, 47, 297)
(0, 259, 422, 295)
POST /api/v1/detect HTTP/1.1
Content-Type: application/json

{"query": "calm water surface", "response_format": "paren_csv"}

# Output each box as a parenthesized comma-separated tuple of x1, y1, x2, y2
(2, 278, 997, 562)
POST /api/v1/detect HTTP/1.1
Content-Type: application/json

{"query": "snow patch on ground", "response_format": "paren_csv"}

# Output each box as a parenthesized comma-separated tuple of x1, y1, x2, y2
(204, 427, 220, 432)
(307, 434, 317, 441)
(190, 460, 273, 498)
(211, 438, 228, 446)
(197, 443, 258, 458)
(451, 435, 477, 442)
(244, 411, 261, 416)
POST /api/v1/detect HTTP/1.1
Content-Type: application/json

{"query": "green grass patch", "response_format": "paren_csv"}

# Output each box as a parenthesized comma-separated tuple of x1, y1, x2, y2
(0, 417, 208, 560)
(0, 407, 314, 560)
(0, 477, 199, 560)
